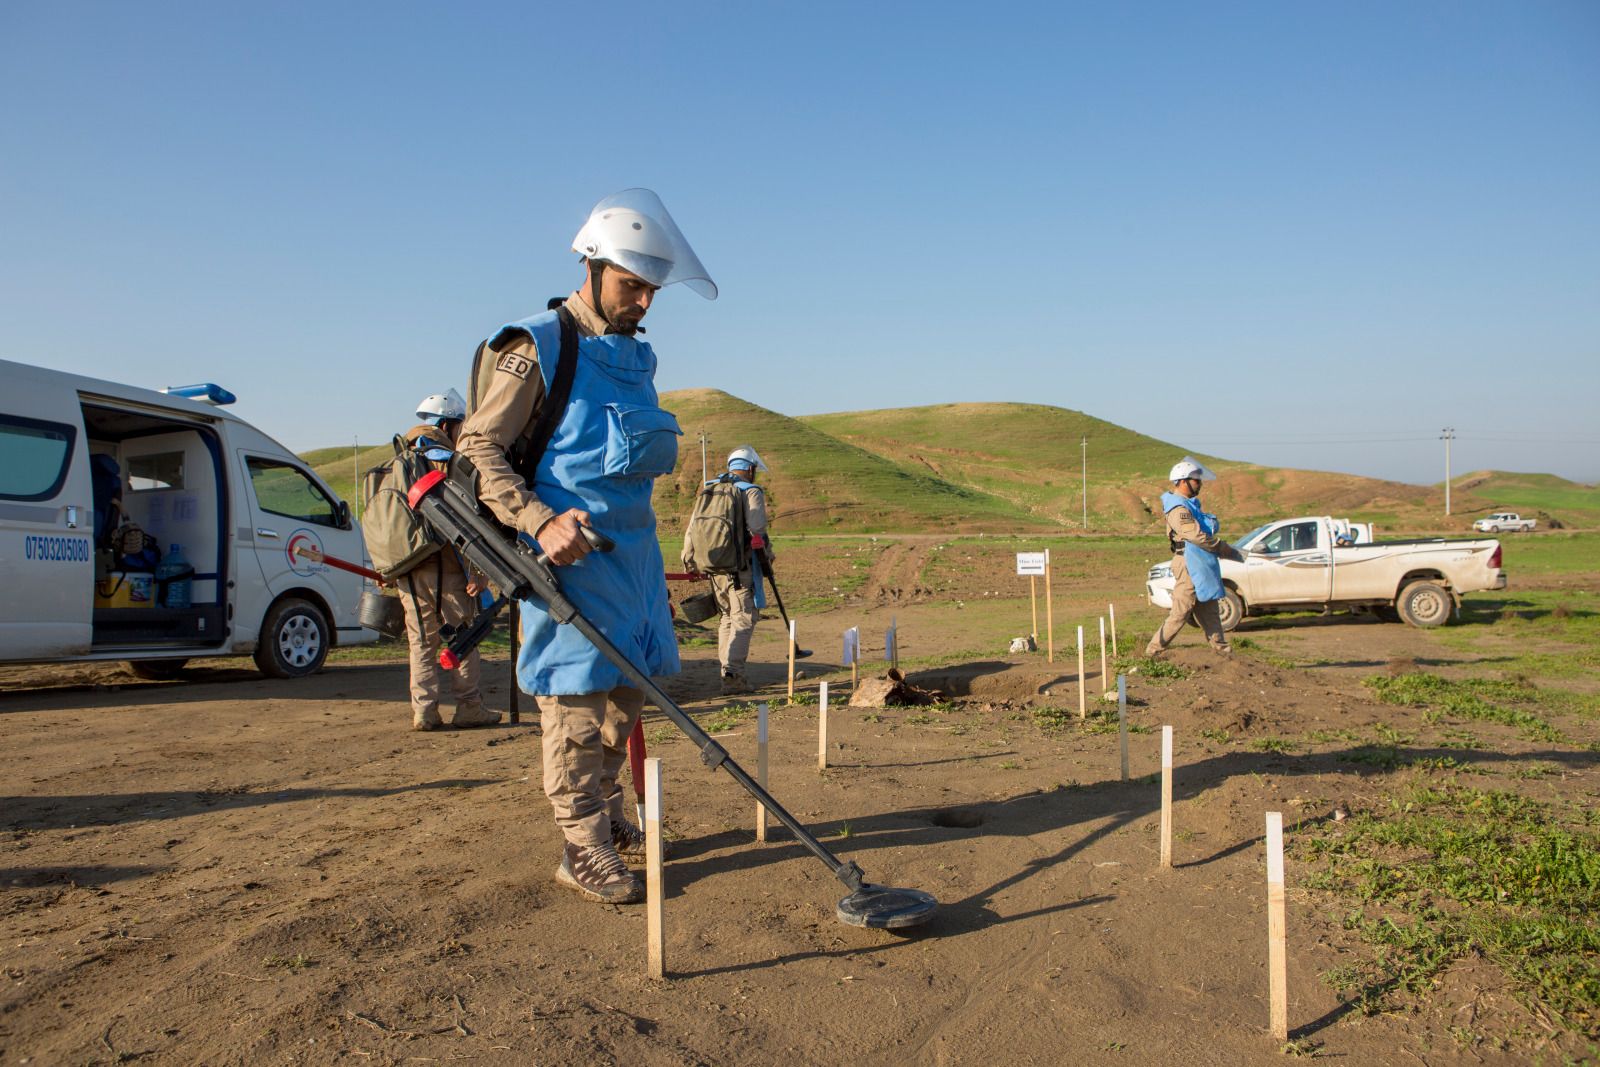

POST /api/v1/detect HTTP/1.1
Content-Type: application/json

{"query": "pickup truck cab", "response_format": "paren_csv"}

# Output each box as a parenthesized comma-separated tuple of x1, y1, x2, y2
(0, 358, 378, 678)
(1472, 512, 1536, 533)
(1146, 514, 1507, 631)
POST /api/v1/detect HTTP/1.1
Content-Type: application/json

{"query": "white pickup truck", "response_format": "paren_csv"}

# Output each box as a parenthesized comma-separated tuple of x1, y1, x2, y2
(1472, 512, 1536, 533)
(1146, 515, 1507, 630)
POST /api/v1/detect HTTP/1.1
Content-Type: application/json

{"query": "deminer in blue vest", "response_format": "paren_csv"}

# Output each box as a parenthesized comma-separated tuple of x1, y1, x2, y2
(455, 189, 716, 905)
(1145, 457, 1245, 656)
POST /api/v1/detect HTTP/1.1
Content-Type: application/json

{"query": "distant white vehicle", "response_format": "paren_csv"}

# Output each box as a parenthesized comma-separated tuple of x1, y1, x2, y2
(1472, 512, 1536, 533)
(0, 358, 378, 679)
(1146, 515, 1506, 630)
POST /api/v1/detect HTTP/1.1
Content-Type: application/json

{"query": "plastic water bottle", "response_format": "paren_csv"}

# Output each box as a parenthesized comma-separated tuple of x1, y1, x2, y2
(158, 543, 193, 609)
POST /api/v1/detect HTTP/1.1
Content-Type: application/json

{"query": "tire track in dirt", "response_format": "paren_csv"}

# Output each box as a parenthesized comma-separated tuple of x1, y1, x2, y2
(862, 542, 933, 602)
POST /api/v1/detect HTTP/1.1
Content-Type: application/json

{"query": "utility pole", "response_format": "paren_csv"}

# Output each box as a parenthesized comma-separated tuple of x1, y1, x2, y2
(353, 435, 360, 520)
(697, 431, 711, 484)
(1441, 427, 1455, 516)
(1081, 435, 1088, 529)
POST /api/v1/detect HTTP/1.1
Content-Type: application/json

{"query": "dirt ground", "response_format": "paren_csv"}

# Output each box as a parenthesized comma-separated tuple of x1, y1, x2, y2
(3, 550, 1596, 1066)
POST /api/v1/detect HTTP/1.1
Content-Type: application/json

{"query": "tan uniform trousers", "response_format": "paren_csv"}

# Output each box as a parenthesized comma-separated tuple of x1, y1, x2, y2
(535, 687, 646, 847)
(1146, 552, 1230, 654)
(399, 557, 483, 725)
(710, 571, 758, 677)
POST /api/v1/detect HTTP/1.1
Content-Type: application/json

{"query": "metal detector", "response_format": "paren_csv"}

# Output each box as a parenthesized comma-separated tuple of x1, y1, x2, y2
(763, 569, 813, 659)
(406, 468, 937, 930)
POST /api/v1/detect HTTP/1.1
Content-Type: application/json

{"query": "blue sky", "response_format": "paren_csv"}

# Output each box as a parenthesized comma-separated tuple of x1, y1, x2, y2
(3, 1, 1597, 485)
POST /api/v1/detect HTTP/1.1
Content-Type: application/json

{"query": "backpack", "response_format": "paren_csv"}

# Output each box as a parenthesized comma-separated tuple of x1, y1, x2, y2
(361, 435, 442, 580)
(683, 476, 750, 576)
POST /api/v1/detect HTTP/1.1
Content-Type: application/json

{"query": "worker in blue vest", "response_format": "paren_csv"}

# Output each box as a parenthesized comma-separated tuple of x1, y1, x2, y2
(456, 189, 715, 906)
(1146, 457, 1245, 656)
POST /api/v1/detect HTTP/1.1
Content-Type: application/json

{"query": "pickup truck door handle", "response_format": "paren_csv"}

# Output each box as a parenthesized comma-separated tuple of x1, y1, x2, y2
(256, 528, 280, 539)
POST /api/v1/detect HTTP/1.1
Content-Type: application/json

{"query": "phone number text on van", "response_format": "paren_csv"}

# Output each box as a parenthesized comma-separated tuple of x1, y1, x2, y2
(24, 535, 91, 563)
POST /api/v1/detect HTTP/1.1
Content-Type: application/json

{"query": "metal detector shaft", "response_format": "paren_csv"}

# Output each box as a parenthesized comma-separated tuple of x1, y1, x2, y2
(406, 469, 866, 894)
(764, 569, 812, 657)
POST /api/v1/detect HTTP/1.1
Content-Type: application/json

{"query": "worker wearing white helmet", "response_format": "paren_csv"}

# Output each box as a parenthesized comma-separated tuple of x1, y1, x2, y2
(394, 392, 499, 731)
(455, 188, 716, 906)
(681, 446, 774, 694)
(1146, 457, 1245, 656)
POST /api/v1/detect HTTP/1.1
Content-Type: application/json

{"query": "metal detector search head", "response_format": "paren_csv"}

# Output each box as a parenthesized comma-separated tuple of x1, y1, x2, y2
(836, 884, 939, 930)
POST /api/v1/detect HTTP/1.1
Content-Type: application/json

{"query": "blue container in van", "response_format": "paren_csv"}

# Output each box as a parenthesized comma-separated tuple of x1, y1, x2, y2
(157, 543, 193, 609)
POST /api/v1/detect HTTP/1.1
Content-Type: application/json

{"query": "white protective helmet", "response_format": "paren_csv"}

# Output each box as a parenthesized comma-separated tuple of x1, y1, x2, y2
(417, 388, 466, 425)
(727, 445, 768, 473)
(1168, 456, 1217, 483)
(572, 188, 717, 300)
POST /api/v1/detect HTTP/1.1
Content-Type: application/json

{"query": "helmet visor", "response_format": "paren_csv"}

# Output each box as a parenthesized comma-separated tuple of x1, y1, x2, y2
(575, 188, 717, 299)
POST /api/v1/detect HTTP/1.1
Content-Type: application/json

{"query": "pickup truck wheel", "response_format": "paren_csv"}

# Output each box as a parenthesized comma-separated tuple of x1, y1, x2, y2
(1397, 581, 1451, 628)
(1217, 589, 1244, 632)
(254, 598, 330, 678)
(1485, 524, 1500, 533)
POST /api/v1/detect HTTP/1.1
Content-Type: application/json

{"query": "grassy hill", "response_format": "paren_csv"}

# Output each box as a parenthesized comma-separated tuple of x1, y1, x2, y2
(1451, 471, 1600, 528)
(799, 402, 1447, 531)
(296, 400, 1597, 535)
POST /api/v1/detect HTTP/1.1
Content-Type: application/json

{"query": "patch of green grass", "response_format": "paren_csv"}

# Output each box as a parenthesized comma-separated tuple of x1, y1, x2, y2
(703, 702, 756, 733)
(1114, 655, 1189, 683)
(1300, 783, 1600, 1037)
(1251, 736, 1299, 754)
(1365, 673, 1566, 742)
(1233, 637, 1299, 670)
(1200, 727, 1232, 744)
(1305, 728, 1363, 745)
(998, 759, 1022, 770)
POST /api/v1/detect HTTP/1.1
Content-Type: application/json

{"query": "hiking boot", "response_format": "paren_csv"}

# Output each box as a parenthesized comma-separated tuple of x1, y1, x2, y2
(554, 841, 643, 904)
(611, 817, 669, 861)
(450, 701, 502, 728)
(412, 710, 444, 732)
(720, 672, 752, 695)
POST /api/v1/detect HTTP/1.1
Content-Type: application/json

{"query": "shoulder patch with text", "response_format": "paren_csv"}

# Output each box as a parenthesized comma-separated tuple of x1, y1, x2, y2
(495, 351, 535, 380)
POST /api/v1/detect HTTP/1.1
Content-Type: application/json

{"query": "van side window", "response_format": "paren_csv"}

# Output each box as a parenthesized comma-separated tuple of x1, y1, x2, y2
(0, 414, 77, 501)
(246, 458, 338, 527)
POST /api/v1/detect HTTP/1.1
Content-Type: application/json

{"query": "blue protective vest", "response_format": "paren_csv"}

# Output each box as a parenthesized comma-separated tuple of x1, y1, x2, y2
(1162, 491, 1226, 603)
(706, 475, 767, 609)
(501, 310, 683, 695)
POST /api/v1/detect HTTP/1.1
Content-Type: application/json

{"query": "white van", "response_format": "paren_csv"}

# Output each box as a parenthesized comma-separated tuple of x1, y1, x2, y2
(0, 358, 377, 679)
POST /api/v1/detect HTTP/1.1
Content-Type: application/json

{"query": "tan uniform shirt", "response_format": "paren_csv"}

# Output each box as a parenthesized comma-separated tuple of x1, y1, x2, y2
(1165, 502, 1243, 561)
(456, 293, 611, 539)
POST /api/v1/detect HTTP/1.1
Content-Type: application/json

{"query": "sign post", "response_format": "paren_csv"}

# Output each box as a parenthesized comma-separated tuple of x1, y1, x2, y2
(1016, 551, 1047, 654)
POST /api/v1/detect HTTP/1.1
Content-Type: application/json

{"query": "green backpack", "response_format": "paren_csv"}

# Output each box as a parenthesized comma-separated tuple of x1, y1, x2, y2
(683, 477, 749, 575)
(360, 435, 441, 581)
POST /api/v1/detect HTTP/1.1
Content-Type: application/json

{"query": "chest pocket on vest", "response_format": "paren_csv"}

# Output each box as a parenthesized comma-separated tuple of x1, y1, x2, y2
(602, 403, 682, 478)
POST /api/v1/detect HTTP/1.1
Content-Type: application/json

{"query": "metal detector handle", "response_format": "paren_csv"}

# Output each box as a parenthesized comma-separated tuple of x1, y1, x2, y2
(579, 526, 615, 553)
(440, 594, 508, 670)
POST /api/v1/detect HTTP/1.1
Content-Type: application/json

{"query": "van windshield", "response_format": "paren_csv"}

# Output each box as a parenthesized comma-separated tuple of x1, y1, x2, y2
(247, 458, 340, 527)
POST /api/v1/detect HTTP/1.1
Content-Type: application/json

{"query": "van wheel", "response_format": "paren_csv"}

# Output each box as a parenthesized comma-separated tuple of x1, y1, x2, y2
(1217, 589, 1245, 632)
(1397, 582, 1451, 628)
(255, 598, 329, 678)
(128, 658, 188, 680)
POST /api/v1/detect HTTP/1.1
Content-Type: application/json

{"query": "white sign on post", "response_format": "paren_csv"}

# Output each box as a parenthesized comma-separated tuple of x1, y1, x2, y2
(1016, 551, 1048, 576)
(842, 627, 859, 665)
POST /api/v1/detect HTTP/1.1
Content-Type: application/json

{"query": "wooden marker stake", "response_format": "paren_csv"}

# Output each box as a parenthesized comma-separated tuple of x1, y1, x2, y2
(1160, 725, 1174, 868)
(786, 619, 797, 698)
(817, 681, 830, 771)
(1109, 602, 1118, 657)
(1117, 674, 1129, 782)
(1045, 551, 1054, 663)
(755, 703, 769, 842)
(645, 757, 664, 979)
(1266, 811, 1288, 1041)
(1076, 625, 1087, 720)
(1099, 617, 1108, 692)
(1030, 576, 1038, 643)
